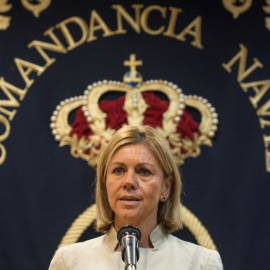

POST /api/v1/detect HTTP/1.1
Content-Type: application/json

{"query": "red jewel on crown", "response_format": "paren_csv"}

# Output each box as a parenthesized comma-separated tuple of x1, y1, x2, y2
(50, 54, 218, 168)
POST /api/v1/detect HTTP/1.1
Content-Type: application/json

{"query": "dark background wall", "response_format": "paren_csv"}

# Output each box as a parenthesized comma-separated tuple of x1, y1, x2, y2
(0, 0, 270, 269)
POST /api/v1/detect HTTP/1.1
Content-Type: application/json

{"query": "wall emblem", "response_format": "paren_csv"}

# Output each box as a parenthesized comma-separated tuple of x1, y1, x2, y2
(0, 0, 51, 30)
(264, 0, 270, 30)
(222, 0, 253, 19)
(21, 0, 51, 18)
(0, 0, 12, 30)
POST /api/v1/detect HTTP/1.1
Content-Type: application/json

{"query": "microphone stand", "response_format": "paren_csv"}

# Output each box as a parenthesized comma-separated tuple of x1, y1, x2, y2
(117, 225, 141, 270)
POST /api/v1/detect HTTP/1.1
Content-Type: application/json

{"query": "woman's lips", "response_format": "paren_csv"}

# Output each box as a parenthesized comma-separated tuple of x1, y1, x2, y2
(119, 196, 140, 205)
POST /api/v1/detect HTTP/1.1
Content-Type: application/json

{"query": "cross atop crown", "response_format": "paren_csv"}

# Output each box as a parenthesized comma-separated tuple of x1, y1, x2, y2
(123, 54, 143, 87)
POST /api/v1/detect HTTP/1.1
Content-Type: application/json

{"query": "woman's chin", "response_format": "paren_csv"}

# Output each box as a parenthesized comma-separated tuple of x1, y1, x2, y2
(115, 211, 142, 225)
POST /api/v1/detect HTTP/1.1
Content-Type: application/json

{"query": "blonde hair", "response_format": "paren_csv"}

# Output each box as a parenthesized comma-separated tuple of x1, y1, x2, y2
(95, 125, 182, 233)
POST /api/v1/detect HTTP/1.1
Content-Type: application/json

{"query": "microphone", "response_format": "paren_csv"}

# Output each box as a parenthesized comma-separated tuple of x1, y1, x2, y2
(117, 225, 141, 270)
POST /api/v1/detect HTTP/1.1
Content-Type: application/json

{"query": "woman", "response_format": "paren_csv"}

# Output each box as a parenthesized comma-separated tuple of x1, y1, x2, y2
(49, 125, 223, 269)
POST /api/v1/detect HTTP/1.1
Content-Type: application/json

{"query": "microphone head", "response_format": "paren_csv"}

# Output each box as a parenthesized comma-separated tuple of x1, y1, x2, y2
(117, 225, 141, 242)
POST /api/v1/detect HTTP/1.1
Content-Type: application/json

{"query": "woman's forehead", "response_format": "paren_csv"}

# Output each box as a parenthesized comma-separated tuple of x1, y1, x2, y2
(109, 144, 158, 164)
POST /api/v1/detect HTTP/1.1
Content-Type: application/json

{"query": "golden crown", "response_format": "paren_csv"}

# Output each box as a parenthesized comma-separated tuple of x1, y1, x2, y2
(50, 54, 218, 168)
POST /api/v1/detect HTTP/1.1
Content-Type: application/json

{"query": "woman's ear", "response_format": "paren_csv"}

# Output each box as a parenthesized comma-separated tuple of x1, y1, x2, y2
(163, 175, 172, 197)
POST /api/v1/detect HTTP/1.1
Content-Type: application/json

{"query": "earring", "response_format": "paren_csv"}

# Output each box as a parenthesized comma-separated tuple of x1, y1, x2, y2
(161, 196, 166, 202)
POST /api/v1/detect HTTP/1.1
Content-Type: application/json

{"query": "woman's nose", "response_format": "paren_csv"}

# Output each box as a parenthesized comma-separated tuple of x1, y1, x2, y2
(122, 171, 138, 190)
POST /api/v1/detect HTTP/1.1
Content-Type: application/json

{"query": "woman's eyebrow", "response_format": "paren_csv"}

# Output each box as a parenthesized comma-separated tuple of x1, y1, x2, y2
(109, 162, 155, 167)
(136, 162, 155, 167)
(109, 162, 125, 166)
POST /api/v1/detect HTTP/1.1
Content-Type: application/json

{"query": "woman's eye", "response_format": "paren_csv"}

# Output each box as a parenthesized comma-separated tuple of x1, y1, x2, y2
(113, 167, 125, 174)
(139, 168, 151, 176)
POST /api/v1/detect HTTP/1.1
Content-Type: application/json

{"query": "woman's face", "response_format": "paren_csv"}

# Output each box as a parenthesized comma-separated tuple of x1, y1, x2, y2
(106, 144, 171, 230)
